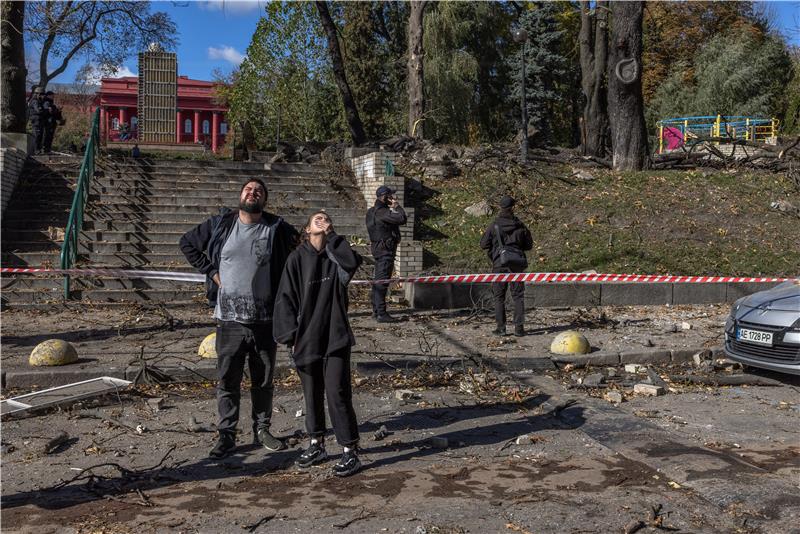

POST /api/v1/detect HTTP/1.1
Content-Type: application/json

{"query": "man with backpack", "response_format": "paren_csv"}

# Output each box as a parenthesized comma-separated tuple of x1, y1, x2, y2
(366, 185, 407, 323)
(479, 195, 533, 337)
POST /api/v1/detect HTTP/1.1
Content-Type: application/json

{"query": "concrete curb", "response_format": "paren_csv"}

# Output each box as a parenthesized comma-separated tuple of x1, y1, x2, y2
(405, 281, 781, 310)
(2, 346, 721, 390)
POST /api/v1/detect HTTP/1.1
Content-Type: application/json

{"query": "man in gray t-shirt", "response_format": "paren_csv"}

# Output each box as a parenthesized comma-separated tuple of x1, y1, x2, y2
(180, 178, 298, 459)
(214, 219, 274, 322)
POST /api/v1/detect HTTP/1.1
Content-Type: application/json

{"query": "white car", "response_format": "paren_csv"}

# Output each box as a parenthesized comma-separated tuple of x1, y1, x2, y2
(724, 280, 800, 375)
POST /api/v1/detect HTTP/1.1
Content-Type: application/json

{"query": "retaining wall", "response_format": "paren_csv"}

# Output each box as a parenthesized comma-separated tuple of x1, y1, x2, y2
(1, 147, 28, 220)
(349, 151, 423, 276)
(404, 281, 782, 310)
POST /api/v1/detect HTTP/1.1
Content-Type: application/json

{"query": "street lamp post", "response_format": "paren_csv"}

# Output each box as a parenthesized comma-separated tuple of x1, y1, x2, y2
(513, 28, 529, 163)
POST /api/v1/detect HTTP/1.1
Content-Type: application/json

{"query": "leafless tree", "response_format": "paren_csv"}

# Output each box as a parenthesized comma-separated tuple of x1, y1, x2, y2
(25, 1, 177, 90)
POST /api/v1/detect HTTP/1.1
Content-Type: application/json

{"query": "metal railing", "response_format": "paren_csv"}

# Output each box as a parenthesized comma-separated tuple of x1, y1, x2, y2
(60, 107, 100, 298)
(656, 115, 779, 154)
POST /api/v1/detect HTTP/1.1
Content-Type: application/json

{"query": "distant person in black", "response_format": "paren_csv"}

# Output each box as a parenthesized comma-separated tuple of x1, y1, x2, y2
(27, 87, 49, 154)
(43, 91, 64, 153)
(274, 211, 364, 477)
(479, 196, 533, 337)
(366, 185, 407, 322)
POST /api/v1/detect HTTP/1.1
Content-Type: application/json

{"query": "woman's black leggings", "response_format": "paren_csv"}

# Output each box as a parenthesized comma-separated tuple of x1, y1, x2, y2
(296, 346, 359, 447)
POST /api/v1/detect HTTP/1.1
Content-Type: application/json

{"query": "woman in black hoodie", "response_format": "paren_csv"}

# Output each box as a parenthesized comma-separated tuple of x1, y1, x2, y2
(273, 211, 364, 476)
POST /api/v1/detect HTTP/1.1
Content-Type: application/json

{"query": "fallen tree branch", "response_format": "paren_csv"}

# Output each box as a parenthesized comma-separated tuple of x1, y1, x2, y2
(668, 374, 785, 387)
(48, 445, 177, 491)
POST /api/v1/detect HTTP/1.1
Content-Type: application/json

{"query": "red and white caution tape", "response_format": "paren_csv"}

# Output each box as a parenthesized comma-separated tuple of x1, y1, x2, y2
(1, 267, 794, 285)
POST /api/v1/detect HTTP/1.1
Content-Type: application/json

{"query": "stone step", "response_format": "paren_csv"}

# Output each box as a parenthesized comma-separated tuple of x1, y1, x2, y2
(76, 217, 366, 235)
(90, 192, 358, 205)
(2, 251, 187, 267)
(23, 172, 340, 186)
(96, 171, 329, 182)
(10, 192, 360, 209)
(90, 185, 360, 197)
(34, 156, 329, 174)
(3, 211, 367, 226)
(7, 200, 366, 216)
(85, 221, 211, 233)
(100, 161, 329, 173)
(3, 275, 203, 291)
(9, 230, 370, 254)
(95, 165, 335, 177)
(1, 287, 206, 304)
(4, 243, 373, 267)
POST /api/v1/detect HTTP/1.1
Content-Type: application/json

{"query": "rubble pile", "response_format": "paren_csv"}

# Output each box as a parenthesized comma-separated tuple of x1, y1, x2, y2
(552, 349, 785, 403)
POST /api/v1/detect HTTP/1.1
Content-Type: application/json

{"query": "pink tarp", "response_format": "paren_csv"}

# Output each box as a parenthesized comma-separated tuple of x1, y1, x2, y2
(663, 126, 684, 151)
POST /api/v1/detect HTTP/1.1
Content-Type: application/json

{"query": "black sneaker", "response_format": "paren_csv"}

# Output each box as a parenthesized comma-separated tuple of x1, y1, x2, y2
(332, 449, 362, 477)
(209, 433, 236, 459)
(296, 442, 328, 468)
(514, 326, 525, 337)
(492, 327, 507, 336)
(257, 428, 286, 452)
(376, 313, 399, 323)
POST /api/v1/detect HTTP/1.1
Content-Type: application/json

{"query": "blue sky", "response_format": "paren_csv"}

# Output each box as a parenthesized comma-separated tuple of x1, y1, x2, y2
(39, 0, 800, 85)
(45, 0, 265, 84)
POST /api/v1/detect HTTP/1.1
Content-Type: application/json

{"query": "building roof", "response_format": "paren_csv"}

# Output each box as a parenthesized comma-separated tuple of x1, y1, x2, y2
(99, 75, 228, 112)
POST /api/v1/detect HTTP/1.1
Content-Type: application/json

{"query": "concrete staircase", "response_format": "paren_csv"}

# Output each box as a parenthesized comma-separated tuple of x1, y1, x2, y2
(1, 155, 367, 306)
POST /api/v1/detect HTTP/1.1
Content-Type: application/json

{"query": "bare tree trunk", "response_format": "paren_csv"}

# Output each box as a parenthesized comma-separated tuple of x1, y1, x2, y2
(407, 0, 426, 139)
(607, 1, 648, 171)
(1, 0, 27, 133)
(579, 0, 609, 157)
(315, 1, 366, 146)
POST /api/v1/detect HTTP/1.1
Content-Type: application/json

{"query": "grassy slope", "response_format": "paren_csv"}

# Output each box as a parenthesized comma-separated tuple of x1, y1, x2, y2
(414, 166, 799, 277)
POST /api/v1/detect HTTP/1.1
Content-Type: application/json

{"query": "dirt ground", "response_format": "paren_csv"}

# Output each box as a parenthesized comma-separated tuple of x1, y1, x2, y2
(0, 301, 727, 375)
(2, 302, 799, 533)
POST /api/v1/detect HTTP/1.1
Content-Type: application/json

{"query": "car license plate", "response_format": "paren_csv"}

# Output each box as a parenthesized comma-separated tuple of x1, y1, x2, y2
(737, 327, 773, 346)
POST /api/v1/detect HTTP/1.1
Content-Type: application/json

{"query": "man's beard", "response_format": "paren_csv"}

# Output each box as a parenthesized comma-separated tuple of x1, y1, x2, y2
(239, 200, 263, 214)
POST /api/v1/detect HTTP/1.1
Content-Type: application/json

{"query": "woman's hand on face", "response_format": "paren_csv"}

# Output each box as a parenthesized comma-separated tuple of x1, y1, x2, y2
(313, 214, 333, 235)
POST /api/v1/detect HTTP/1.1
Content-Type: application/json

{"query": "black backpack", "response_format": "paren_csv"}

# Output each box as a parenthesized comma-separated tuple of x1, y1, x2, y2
(492, 224, 527, 270)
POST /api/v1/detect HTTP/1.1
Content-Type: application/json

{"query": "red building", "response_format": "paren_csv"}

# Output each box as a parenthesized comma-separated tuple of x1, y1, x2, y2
(98, 75, 229, 152)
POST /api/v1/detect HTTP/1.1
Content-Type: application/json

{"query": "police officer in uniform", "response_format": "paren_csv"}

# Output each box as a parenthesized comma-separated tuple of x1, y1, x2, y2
(366, 185, 407, 323)
(43, 91, 64, 154)
(27, 87, 49, 154)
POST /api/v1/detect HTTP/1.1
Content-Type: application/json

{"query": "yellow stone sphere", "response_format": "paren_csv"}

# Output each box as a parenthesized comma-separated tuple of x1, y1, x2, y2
(198, 332, 217, 359)
(549, 330, 591, 355)
(29, 339, 78, 367)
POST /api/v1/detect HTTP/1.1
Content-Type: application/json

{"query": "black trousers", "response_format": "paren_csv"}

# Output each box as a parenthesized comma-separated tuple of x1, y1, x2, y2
(296, 347, 359, 447)
(492, 269, 525, 329)
(43, 125, 56, 152)
(371, 254, 395, 316)
(32, 125, 45, 152)
(215, 320, 276, 436)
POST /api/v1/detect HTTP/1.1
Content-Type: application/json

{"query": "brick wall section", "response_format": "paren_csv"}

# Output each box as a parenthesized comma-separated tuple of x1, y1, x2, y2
(1, 148, 28, 220)
(349, 151, 422, 277)
(350, 151, 404, 203)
